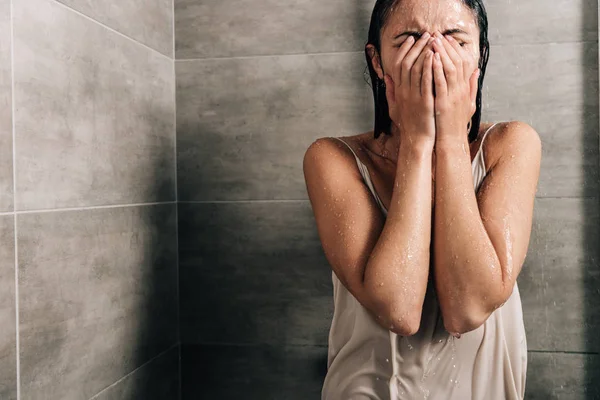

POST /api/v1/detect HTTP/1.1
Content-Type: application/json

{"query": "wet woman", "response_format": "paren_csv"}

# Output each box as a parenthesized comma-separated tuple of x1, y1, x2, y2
(303, 0, 541, 398)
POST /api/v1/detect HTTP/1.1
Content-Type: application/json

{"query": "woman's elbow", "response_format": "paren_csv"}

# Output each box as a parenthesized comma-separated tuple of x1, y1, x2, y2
(388, 306, 422, 336)
(442, 307, 491, 335)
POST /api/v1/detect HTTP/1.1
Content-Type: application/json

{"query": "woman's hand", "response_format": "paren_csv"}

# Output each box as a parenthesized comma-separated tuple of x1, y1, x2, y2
(384, 32, 436, 147)
(431, 31, 480, 144)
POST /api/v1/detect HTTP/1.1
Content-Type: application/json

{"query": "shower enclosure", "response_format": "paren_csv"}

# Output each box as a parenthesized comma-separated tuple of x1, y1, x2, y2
(0, 0, 599, 399)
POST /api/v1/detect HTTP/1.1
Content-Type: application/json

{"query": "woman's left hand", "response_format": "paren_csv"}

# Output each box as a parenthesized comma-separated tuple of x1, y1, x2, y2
(431, 31, 480, 144)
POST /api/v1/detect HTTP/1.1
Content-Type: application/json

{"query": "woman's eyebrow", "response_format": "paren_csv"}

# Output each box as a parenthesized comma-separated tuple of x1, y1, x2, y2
(393, 28, 468, 40)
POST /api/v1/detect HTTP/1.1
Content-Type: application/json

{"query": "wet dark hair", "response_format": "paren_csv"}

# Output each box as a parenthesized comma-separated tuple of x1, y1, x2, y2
(365, 0, 490, 143)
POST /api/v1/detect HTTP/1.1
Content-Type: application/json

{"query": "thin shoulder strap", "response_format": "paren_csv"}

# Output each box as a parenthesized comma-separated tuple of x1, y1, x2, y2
(331, 137, 363, 166)
(330, 137, 388, 213)
(477, 122, 500, 173)
(480, 122, 499, 149)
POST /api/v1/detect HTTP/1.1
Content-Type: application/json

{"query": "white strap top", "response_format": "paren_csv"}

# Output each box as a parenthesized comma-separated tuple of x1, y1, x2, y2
(322, 123, 528, 400)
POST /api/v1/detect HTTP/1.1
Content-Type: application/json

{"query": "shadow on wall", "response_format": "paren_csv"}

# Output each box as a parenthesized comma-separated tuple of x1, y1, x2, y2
(175, 1, 375, 398)
(96, 99, 179, 400)
(584, 2, 600, 399)
(127, 100, 179, 400)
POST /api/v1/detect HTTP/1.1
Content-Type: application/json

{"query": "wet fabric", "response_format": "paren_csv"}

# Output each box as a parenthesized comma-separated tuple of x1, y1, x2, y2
(322, 124, 527, 399)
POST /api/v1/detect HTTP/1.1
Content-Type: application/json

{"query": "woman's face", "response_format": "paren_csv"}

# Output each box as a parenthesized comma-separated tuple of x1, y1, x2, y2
(368, 0, 481, 81)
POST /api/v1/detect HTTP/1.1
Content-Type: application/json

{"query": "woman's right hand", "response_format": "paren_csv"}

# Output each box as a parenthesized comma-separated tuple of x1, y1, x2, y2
(384, 32, 436, 146)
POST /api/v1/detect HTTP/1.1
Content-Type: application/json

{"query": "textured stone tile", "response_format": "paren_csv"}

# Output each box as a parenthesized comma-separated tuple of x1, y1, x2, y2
(92, 345, 180, 400)
(14, 0, 175, 211)
(174, 0, 596, 60)
(525, 352, 600, 399)
(0, 215, 16, 400)
(484, 0, 598, 45)
(18, 205, 178, 399)
(57, 0, 173, 57)
(181, 343, 327, 400)
(482, 42, 599, 198)
(178, 202, 333, 345)
(175, 0, 375, 59)
(176, 52, 373, 201)
(0, 0, 12, 212)
(517, 198, 600, 353)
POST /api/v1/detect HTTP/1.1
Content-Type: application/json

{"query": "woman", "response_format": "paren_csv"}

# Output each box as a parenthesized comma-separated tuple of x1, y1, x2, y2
(303, 0, 541, 399)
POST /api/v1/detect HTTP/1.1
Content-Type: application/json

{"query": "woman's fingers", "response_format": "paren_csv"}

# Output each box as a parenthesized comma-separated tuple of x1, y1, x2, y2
(421, 50, 434, 99)
(469, 67, 480, 113)
(384, 73, 396, 109)
(399, 32, 431, 87)
(411, 45, 430, 93)
(433, 52, 447, 98)
(390, 35, 416, 90)
(431, 33, 458, 88)
(444, 34, 476, 82)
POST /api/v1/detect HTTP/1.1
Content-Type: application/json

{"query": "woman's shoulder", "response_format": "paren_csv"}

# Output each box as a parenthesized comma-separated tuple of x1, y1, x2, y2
(306, 131, 372, 162)
(478, 121, 540, 170)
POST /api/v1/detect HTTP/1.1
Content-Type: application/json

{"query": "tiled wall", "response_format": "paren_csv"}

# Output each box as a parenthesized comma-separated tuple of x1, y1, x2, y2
(0, 0, 179, 398)
(175, 0, 600, 399)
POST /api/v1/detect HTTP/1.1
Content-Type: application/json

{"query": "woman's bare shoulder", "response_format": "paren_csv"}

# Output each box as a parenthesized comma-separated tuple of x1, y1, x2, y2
(480, 121, 541, 170)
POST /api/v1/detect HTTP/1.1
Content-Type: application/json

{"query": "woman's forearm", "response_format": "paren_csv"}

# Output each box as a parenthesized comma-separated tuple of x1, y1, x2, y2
(433, 138, 503, 334)
(363, 138, 434, 335)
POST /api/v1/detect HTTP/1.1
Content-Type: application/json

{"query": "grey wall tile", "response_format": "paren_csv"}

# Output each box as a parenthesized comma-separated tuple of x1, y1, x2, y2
(181, 343, 327, 399)
(176, 53, 374, 202)
(175, 0, 376, 59)
(0, 215, 16, 400)
(0, 0, 12, 212)
(525, 352, 600, 399)
(18, 205, 178, 399)
(91, 345, 180, 400)
(484, 0, 598, 45)
(482, 42, 599, 198)
(175, 0, 596, 60)
(517, 198, 600, 353)
(178, 202, 332, 345)
(57, 0, 174, 57)
(14, 0, 175, 211)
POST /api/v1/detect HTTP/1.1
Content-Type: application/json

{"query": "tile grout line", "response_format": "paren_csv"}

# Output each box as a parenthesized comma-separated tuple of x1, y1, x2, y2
(171, 0, 182, 398)
(88, 343, 179, 400)
(47, 0, 174, 61)
(10, 0, 20, 397)
(528, 349, 599, 355)
(174, 40, 600, 62)
(177, 196, 600, 205)
(7, 200, 177, 215)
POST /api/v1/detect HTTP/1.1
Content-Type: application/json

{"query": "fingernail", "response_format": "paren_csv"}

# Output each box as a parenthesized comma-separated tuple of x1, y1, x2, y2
(435, 37, 442, 44)
(445, 35, 453, 41)
(422, 32, 431, 39)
